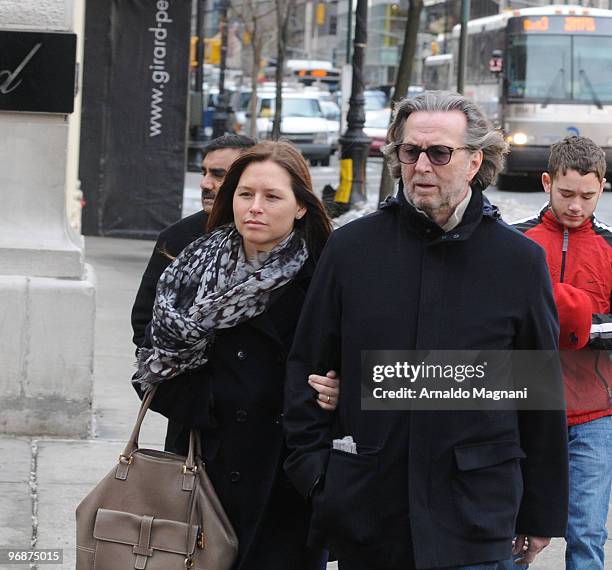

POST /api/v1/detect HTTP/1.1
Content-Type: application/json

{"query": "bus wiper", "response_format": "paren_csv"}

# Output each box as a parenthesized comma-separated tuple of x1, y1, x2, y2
(579, 68, 603, 110)
(542, 68, 565, 108)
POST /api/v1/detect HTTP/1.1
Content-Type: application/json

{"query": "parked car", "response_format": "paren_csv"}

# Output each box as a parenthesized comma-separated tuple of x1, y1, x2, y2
(364, 90, 388, 112)
(202, 85, 238, 137)
(242, 90, 334, 166)
(364, 108, 391, 157)
(319, 99, 341, 154)
(233, 84, 289, 130)
(407, 85, 424, 98)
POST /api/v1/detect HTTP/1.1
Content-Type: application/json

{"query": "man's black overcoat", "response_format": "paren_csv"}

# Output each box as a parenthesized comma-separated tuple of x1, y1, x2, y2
(284, 189, 569, 569)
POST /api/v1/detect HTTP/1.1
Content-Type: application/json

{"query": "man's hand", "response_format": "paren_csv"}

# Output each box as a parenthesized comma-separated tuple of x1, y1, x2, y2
(512, 535, 551, 565)
(308, 371, 339, 411)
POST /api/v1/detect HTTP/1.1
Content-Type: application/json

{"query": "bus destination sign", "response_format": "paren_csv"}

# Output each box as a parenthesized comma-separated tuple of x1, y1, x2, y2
(510, 15, 610, 35)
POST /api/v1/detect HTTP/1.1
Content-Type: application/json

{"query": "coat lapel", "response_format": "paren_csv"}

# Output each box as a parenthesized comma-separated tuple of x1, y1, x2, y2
(246, 311, 284, 347)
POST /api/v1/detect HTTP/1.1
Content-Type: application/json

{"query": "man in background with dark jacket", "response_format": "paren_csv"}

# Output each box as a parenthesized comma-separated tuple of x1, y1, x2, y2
(514, 136, 612, 570)
(284, 91, 569, 569)
(131, 134, 256, 348)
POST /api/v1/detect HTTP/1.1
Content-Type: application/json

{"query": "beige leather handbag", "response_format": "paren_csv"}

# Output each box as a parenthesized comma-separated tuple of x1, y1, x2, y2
(76, 388, 238, 569)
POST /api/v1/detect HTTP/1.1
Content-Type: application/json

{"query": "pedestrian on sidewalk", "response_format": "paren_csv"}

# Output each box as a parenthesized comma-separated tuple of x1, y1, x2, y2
(514, 135, 612, 570)
(131, 134, 257, 453)
(133, 140, 339, 570)
(283, 90, 569, 570)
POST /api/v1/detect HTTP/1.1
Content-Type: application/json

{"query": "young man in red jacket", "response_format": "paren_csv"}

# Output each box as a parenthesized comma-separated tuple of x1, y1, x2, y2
(515, 136, 612, 570)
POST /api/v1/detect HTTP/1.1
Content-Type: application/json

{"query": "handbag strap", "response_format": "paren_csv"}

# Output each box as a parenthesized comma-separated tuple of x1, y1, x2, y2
(120, 387, 203, 472)
(181, 429, 204, 491)
(120, 386, 157, 459)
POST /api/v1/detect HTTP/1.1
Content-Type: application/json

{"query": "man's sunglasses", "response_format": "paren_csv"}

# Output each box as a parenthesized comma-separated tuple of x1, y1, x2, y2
(394, 144, 470, 166)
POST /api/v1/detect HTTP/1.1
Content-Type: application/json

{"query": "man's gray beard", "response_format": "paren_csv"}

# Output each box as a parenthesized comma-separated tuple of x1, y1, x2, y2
(403, 185, 453, 221)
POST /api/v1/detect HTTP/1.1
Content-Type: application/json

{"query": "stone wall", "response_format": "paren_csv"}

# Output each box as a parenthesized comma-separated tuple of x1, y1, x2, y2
(0, 0, 96, 436)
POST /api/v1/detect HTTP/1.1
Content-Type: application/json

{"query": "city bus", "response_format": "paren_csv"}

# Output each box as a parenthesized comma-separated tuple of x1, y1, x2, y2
(446, 5, 612, 189)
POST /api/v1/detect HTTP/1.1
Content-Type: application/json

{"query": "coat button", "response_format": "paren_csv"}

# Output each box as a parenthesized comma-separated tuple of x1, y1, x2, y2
(274, 412, 284, 425)
(452, 233, 460, 239)
(230, 471, 241, 483)
(236, 409, 248, 423)
(236, 350, 247, 360)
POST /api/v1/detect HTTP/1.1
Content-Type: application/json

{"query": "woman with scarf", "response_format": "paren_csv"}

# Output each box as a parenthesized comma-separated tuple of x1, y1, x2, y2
(133, 141, 337, 570)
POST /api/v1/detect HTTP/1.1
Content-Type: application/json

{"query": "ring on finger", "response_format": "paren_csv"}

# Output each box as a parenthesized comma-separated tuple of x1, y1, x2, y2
(326, 395, 331, 404)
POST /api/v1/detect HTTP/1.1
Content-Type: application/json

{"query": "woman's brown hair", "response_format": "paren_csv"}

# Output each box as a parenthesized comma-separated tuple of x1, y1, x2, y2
(207, 140, 333, 261)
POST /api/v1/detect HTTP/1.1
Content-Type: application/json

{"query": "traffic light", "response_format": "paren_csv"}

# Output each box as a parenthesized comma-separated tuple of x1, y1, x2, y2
(190, 36, 198, 68)
(205, 38, 221, 65)
(316, 2, 326, 26)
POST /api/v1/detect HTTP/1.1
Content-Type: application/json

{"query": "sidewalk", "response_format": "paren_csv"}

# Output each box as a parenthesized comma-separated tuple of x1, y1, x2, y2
(0, 234, 610, 569)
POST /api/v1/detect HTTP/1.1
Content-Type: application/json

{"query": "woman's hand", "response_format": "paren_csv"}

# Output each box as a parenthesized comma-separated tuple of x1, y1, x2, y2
(308, 370, 340, 411)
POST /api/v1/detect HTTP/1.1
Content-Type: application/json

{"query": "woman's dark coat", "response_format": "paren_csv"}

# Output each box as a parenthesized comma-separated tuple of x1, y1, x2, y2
(146, 263, 319, 570)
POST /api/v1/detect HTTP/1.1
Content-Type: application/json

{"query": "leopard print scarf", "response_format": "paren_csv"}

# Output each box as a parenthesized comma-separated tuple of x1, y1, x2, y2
(133, 224, 308, 389)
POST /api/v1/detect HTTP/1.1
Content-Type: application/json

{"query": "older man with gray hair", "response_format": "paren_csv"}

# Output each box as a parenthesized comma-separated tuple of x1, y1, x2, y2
(284, 91, 569, 569)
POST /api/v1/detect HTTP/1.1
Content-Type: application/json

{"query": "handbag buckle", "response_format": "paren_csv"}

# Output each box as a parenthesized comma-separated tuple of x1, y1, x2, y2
(184, 557, 194, 568)
(197, 531, 205, 549)
(118, 454, 133, 465)
(182, 464, 198, 475)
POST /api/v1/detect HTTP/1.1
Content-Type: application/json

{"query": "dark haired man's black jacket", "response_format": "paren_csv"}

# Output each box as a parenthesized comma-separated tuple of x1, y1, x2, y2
(131, 210, 208, 347)
(284, 186, 569, 569)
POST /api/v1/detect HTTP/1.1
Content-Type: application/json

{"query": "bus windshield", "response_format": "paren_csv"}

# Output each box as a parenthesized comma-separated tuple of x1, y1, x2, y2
(507, 34, 612, 103)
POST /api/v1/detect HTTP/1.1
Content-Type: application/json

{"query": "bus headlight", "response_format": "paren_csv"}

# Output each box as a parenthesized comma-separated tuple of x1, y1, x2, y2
(508, 132, 529, 145)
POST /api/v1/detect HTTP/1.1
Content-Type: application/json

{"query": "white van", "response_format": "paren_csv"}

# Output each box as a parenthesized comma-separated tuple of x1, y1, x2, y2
(239, 89, 335, 166)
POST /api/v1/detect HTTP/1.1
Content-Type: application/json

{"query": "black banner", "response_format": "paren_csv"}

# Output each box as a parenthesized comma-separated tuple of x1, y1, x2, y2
(0, 31, 76, 114)
(80, 0, 191, 238)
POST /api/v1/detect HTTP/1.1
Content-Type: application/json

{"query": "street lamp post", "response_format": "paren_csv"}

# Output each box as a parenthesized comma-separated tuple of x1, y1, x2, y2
(195, 0, 205, 101)
(187, 0, 207, 171)
(212, 0, 230, 139)
(346, 0, 353, 64)
(333, 0, 370, 211)
(457, 0, 470, 94)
